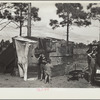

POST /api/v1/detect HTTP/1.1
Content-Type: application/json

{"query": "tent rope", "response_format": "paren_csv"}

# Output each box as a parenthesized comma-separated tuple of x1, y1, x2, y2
(0, 21, 11, 31)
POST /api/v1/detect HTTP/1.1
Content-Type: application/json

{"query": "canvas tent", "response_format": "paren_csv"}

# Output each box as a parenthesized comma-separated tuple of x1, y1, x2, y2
(0, 43, 16, 74)
(13, 36, 38, 66)
(13, 36, 39, 78)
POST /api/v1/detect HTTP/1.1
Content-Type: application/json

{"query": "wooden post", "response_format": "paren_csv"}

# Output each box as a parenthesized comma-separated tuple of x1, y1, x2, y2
(27, 3, 31, 37)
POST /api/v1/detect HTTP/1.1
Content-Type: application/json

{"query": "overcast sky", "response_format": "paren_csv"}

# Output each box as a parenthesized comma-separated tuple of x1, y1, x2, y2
(32, 2, 100, 44)
(0, 1, 100, 44)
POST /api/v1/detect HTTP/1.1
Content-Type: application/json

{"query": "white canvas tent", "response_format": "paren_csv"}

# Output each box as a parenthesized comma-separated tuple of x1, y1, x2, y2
(13, 36, 38, 80)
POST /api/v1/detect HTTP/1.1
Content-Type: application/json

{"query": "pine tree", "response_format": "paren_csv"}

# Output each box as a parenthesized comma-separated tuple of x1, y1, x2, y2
(0, 3, 41, 36)
(49, 3, 91, 53)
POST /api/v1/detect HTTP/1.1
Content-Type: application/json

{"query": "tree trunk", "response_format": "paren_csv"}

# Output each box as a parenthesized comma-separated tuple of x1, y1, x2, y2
(99, 20, 100, 41)
(66, 16, 69, 54)
(20, 20, 22, 36)
(27, 3, 31, 37)
(20, 5, 22, 36)
(67, 23, 69, 47)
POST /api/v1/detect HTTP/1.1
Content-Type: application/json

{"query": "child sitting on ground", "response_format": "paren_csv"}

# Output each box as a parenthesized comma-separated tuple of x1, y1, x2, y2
(44, 59, 53, 83)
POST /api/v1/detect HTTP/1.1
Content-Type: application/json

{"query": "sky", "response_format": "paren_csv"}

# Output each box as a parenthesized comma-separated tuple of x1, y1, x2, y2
(32, 2, 100, 41)
(0, 1, 100, 44)
(31, 2, 100, 44)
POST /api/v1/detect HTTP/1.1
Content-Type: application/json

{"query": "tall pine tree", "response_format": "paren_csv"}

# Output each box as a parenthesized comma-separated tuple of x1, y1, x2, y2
(0, 3, 41, 36)
(49, 3, 91, 53)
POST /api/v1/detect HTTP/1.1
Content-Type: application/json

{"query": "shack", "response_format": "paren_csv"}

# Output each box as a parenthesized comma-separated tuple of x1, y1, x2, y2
(12, 36, 74, 78)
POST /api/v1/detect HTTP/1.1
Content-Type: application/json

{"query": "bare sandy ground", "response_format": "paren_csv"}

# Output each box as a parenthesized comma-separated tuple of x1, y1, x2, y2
(0, 59, 99, 88)
(0, 72, 97, 88)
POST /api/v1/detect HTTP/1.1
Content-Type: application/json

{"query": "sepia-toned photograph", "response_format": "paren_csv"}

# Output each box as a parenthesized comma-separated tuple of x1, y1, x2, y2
(0, 1, 100, 89)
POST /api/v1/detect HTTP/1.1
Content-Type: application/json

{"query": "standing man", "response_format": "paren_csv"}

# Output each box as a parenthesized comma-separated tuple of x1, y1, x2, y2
(38, 54, 42, 79)
(86, 44, 93, 71)
(38, 53, 46, 80)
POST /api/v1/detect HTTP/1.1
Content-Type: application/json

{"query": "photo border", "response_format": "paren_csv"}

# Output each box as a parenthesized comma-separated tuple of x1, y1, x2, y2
(0, 0, 100, 99)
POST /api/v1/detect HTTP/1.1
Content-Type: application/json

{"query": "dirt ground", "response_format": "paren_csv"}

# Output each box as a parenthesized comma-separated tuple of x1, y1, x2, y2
(0, 47, 100, 88)
(0, 72, 98, 88)
(0, 61, 100, 88)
